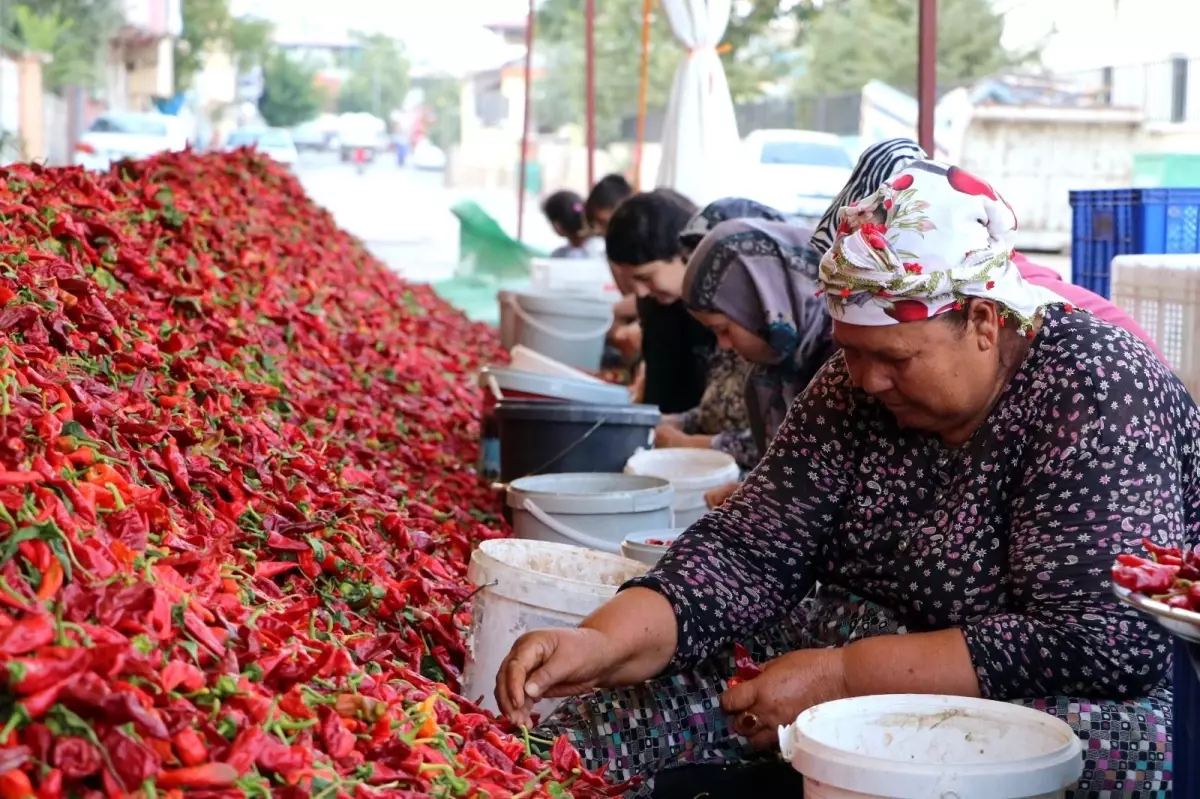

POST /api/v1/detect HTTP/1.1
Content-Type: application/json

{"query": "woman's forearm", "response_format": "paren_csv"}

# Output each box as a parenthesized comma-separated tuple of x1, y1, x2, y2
(842, 628, 981, 699)
(581, 587, 678, 684)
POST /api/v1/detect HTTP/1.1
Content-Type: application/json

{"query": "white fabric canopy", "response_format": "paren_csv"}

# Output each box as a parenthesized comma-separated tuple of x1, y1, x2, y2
(654, 0, 740, 207)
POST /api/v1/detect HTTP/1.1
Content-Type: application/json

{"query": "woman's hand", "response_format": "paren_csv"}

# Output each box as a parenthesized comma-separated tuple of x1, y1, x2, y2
(704, 481, 740, 509)
(612, 322, 643, 360)
(654, 425, 713, 449)
(497, 628, 619, 728)
(628, 362, 646, 402)
(719, 648, 849, 750)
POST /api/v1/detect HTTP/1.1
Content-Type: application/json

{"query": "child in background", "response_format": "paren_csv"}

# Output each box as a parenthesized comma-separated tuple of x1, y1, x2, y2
(542, 191, 605, 259)
(584, 174, 634, 237)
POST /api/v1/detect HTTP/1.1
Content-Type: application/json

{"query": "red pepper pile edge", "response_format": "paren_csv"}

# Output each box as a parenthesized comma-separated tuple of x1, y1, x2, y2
(0, 152, 619, 798)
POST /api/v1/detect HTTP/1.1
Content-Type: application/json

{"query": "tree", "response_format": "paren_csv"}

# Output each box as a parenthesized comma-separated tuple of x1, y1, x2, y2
(336, 33, 410, 117)
(532, 0, 836, 146)
(175, 0, 274, 96)
(802, 0, 1033, 95)
(5, 0, 123, 91)
(417, 76, 462, 151)
(258, 50, 322, 128)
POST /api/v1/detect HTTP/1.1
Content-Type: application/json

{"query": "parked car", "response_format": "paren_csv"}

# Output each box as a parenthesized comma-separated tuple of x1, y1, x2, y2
(738, 129, 853, 223)
(290, 121, 328, 152)
(224, 128, 300, 167)
(410, 140, 447, 172)
(73, 112, 189, 171)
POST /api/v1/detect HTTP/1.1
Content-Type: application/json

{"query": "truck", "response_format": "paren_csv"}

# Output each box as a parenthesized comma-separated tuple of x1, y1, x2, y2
(336, 113, 387, 163)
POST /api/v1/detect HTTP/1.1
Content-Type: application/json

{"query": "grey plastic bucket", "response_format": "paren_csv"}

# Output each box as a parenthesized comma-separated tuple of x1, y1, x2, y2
(501, 291, 613, 371)
(507, 473, 675, 553)
(495, 400, 660, 483)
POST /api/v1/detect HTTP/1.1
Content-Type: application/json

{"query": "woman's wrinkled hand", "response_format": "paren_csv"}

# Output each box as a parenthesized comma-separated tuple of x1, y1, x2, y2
(719, 648, 849, 749)
(704, 481, 740, 509)
(496, 628, 618, 728)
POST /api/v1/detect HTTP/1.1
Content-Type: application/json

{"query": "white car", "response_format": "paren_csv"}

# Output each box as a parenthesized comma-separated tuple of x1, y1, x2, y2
(739, 129, 853, 223)
(410, 140, 447, 172)
(73, 112, 189, 171)
(224, 128, 299, 167)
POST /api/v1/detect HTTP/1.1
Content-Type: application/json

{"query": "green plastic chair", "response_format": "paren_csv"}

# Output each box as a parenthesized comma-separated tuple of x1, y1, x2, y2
(450, 200, 546, 281)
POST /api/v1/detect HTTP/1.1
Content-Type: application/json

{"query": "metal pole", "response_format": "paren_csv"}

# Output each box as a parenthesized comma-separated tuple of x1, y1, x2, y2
(634, 0, 652, 191)
(917, 0, 937, 157)
(516, 0, 535, 242)
(585, 0, 596, 190)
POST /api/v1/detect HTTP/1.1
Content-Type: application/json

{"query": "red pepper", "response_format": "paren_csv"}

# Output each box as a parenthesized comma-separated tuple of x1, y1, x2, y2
(0, 769, 33, 799)
(0, 616, 55, 656)
(1112, 560, 1179, 594)
(34, 769, 60, 799)
(732, 643, 762, 680)
(171, 728, 208, 767)
(156, 763, 238, 789)
(160, 660, 206, 693)
(7, 650, 90, 695)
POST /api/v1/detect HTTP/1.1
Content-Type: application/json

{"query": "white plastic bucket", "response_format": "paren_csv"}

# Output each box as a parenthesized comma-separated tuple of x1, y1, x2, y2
(530, 257, 621, 298)
(462, 539, 647, 716)
(620, 528, 687, 567)
(624, 449, 740, 528)
(500, 291, 613, 371)
(507, 473, 674, 554)
(778, 695, 1083, 799)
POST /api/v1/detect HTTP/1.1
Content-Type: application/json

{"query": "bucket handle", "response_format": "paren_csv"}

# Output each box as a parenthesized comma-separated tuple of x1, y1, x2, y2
(521, 498, 621, 554)
(505, 294, 614, 342)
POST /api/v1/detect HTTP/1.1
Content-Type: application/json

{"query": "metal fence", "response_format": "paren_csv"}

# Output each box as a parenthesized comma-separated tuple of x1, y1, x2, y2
(620, 90, 864, 142)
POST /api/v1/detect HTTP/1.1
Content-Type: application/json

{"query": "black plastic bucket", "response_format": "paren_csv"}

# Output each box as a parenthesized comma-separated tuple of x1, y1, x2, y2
(495, 400, 661, 484)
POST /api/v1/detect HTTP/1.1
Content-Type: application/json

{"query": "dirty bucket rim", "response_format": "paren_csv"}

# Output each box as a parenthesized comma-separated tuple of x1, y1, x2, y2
(782, 694, 1082, 797)
(506, 473, 674, 514)
(512, 290, 614, 320)
(495, 399, 661, 424)
(469, 538, 648, 601)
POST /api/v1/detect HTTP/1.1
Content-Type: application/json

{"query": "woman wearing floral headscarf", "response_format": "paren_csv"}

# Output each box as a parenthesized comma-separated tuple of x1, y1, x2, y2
(497, 161, 1191, 798)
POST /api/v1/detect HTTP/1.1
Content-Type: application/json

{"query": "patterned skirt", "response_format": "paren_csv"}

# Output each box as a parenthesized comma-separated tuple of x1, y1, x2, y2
(535, 598, 1173, 798)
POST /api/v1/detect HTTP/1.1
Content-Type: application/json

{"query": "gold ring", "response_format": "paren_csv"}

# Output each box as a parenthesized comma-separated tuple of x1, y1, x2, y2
(736, 712, 760, 735)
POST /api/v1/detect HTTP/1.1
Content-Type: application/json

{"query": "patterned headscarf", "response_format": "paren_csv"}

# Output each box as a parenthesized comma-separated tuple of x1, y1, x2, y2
(820, 160, 1065, 331)
(678, 198, 787, 258)
(683, 218, 835, 456)
(805, 138, 927, 271)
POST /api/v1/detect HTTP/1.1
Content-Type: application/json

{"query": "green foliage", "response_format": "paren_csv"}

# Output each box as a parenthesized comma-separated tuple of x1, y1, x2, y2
(258, 50, 322, 128)
(418, 77, 462, 151)
(336, 33, 409, 117)
(175, 0, 274, 95)
(802, 0, 1032, 95)
(6, 0, 123, 91)
(532, 0, 833, 146)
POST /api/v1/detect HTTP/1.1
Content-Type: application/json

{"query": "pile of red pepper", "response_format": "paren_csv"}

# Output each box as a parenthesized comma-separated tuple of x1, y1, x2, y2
(1112, 538, 1200, 612)
(0, 152, 618, 797)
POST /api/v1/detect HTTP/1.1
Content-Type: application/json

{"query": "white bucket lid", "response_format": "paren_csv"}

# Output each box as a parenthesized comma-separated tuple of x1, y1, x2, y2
(514, 290, 613, 320)
(509, 345, 607, 384)
(624, 448, 741, 491)
(779, 694, 1083, 799)
(479, 366, 631, 406)
(467, 538, 648, 615)
(507, 473, 674, 514)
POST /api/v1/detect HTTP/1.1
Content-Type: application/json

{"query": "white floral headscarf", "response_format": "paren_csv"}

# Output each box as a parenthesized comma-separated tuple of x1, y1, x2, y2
(819, 161, 1067, 332)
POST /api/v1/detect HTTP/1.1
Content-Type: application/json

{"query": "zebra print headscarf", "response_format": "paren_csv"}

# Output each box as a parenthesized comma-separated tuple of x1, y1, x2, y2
(804, 138, 927, 270)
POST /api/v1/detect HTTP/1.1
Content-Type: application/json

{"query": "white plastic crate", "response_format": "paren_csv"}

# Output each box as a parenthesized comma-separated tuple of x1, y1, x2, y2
(1111, 254, 1200, 394)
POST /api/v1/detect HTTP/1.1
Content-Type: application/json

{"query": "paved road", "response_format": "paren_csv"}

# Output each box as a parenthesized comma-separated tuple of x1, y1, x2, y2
(294, 151, 1074, 284)
(294, 152, 558, 285)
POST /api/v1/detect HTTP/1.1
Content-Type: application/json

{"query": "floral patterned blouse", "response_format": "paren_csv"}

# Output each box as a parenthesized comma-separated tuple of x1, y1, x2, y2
(675, 348, 758, 470)
(626, 308, 1200, 700)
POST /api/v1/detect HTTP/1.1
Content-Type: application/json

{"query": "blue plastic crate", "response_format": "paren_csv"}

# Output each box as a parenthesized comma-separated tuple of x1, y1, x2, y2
(1068, 187, 1200, 298)
(1176, 638, 1199, 798)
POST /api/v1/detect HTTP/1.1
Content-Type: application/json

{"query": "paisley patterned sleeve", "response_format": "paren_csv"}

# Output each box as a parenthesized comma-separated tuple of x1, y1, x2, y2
(622, 356, 860, 668)
(962, 337, 1199, 700)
